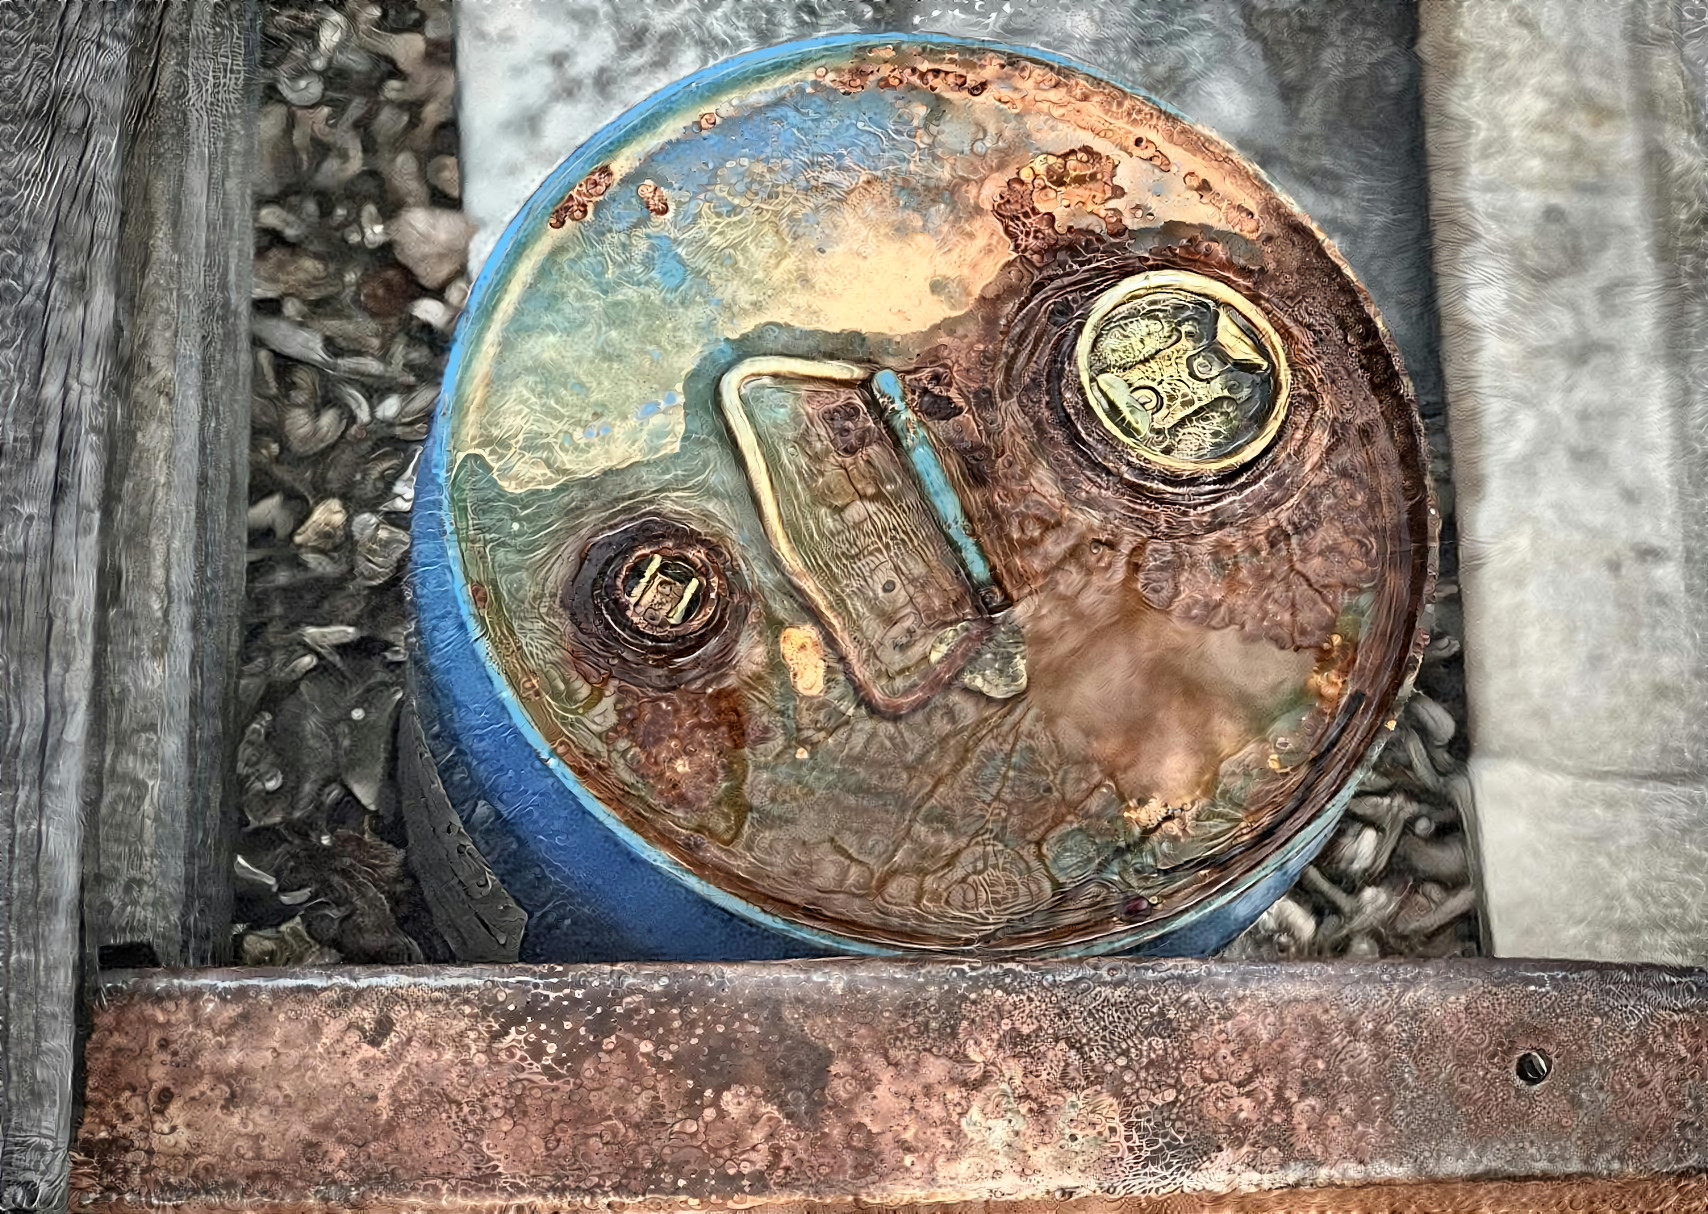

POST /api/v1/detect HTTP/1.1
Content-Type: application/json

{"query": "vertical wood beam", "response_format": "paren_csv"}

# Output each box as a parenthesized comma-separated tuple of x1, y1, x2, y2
(0, 4, 134, 1207)
(84, 0, 256, 970)
(2, 1, 254, 1204)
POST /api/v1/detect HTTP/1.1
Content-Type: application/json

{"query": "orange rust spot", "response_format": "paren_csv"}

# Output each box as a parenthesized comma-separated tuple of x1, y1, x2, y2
(1134, 135, 1174, 173)
(609, 691, 749, 843)
(547, 197, 587, 228)
(1308, 632, 1354, 707)
(637, 180, 669, 217)
(995, 147, 1124, 259)
(1123, 797, 1179, 832)
(579, 165, 614, 198)
(825, 65, 875, 94)
(1227, 204, 1261, 237)
(547, 164, 615, 228)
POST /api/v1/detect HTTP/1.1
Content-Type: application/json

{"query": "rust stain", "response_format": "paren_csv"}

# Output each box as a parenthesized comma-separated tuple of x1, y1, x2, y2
(607, 690, 749, 846)
(637, 180, 669, 217)
(1133, 135, 1173, 172)
(75, 959, 1708, 1210)
(548, 164, 616, 228)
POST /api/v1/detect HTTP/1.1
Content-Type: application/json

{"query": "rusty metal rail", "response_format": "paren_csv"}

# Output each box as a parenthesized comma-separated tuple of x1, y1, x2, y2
(76, 959, 1708, 1210)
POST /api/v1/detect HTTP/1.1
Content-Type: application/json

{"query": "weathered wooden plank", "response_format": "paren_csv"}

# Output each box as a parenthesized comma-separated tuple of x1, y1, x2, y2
(82, 0, 256, 970)
(76, 958, 1708, 1209)
(0, 3, 134, 1208)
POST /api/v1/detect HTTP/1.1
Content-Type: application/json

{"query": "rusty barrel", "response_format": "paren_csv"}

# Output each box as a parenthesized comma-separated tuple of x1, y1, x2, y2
(412, 35, 1436, 960)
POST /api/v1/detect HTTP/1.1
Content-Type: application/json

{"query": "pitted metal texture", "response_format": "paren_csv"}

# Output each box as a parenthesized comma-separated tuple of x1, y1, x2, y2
(77, 959, 1708, 1209)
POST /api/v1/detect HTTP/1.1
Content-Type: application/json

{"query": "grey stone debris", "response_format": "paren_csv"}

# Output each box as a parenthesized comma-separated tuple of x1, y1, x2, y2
(237, 0, 463, 965)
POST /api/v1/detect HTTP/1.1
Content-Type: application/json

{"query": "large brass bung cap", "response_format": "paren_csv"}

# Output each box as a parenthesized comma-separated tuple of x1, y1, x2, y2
(1076, 270, 1290, 476)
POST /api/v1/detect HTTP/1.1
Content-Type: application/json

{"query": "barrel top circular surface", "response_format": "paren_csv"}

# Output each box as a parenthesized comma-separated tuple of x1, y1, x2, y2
(430, 35, 1436, 954)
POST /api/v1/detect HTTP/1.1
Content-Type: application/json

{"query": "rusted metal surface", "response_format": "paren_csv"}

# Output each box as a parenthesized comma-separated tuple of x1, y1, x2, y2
(77, 959, 1708, 1209)
(774, 1181, 1708, 1213)
(421, 37, 1439, 959)
(67, 1177, 1708, 1213)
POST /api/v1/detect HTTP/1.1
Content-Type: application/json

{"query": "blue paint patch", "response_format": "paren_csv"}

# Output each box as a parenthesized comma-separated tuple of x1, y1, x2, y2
(645, 233, 690, 291)
(871, 369, 997, 593)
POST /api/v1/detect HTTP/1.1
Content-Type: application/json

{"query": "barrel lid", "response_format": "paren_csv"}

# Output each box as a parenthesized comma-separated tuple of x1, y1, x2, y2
(423, 35, 1437, 955)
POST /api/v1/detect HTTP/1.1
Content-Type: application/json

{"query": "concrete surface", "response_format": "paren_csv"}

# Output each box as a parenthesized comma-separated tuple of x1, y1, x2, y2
(1421, 0, 1708, 962)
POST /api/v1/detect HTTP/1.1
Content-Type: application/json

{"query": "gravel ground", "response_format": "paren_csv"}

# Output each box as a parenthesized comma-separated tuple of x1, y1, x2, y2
(237, 0, 1481, 965)
(240, 0, 463, 964)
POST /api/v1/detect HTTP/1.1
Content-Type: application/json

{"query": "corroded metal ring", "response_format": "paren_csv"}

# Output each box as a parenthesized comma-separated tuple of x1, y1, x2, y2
(1075, 270, 1289, 475)
(560, 516, 745, 690)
